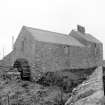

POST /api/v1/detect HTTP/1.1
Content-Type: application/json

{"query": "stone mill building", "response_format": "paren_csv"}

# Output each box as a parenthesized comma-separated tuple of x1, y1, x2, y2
(1, 25, 103, 73)
(0, 25, 104, 105)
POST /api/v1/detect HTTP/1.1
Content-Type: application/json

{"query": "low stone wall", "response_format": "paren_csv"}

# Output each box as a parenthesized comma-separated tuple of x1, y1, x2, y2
(65, 66, 104, 105)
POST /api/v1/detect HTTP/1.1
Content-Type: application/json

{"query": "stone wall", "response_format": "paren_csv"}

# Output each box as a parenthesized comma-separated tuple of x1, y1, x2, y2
(65, 66, 104, 105)
(2, 39, 101, 72)
(70, 30, 103, 67)
(33, 41, 98, 72)
(69, 46, 91, 68)
(33, 40, 102, 73)
(34, 41, 71, 72)
(13, 27, 35, 65)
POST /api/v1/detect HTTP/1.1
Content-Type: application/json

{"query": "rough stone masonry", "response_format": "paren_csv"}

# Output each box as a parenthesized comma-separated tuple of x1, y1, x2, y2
(65, 66, 104, 105)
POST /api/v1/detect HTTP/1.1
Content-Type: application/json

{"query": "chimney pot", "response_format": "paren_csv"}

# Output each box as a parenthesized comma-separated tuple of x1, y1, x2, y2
(77, 25, 85, 33)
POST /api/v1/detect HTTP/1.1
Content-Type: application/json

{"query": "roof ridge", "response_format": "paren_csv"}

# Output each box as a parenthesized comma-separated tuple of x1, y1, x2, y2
(22, 25, 85, 47)
(70, 30, 102, 44)
(23, 25, 68, 36)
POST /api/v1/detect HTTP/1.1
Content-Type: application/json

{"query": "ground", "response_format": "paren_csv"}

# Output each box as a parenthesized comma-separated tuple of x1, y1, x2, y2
(0, 77, 70, 105)
(0, 66, 104, 105)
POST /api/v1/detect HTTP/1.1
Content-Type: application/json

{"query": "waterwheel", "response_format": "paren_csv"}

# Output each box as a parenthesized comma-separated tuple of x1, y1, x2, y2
(13, 58, 31, 81)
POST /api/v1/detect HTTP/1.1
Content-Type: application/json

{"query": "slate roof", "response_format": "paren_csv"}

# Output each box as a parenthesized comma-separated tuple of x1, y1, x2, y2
(70, 30, 101, 44)
(23, 26, 84, 47)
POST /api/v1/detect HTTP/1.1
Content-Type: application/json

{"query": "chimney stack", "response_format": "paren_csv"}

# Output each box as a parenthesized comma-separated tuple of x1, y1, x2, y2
(77, 25, 85, 33)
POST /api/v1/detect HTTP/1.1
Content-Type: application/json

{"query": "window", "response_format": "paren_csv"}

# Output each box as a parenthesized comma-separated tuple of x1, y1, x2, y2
(64, 45, 69, 54)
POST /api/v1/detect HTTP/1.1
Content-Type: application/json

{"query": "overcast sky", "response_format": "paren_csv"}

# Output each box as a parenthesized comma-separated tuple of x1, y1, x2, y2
(0, 0, 105, 59)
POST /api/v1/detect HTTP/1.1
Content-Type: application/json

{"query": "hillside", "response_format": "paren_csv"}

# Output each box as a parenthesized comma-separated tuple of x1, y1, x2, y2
(0, 65, 104, 105)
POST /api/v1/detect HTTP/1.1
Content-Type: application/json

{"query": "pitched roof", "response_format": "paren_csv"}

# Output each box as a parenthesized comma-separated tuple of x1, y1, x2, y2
(70, 30, 101, 44)
(23, 26, 84, 47)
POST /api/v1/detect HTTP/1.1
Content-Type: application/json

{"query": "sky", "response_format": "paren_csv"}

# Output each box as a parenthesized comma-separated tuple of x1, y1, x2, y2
(0, 0, 105, 59)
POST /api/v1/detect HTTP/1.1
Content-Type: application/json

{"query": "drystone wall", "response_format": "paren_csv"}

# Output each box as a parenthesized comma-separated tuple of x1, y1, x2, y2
(65, 66, 104, 105)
